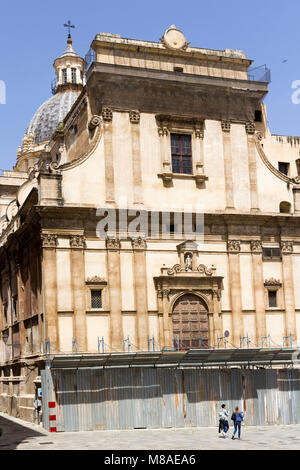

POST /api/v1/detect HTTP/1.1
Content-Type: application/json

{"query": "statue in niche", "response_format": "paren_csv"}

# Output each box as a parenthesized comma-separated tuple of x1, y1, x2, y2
(184, 253, 193, 271)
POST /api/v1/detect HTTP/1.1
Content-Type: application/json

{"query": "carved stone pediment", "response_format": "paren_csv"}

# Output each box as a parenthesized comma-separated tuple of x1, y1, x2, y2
(165, 263, 216, 277)
(177, 240, 198, 253)
(86, 276, 107, 285)
(264, 278, 282, 287)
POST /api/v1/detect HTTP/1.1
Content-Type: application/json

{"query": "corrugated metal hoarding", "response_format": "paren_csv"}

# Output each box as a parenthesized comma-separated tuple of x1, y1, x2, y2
(41, 367, 300, 432)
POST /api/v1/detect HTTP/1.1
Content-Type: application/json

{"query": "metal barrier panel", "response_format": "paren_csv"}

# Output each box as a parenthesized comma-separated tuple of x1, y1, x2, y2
(41, 367, 300, 432)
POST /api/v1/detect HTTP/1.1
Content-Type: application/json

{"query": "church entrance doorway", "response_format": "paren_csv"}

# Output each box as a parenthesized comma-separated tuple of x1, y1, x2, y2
(172, 294, 209, 350)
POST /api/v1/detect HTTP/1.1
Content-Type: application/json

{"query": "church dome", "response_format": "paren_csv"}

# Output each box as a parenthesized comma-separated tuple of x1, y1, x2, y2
(27, 90, 80, 144)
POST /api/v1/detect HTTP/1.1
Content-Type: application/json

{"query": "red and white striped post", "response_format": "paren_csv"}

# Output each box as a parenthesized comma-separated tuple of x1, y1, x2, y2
(48, 401, 57, 432)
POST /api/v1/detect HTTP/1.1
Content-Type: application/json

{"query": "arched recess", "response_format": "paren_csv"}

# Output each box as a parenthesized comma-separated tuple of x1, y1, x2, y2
(279, 201, 291, 214)
(172, 293, 210, 350)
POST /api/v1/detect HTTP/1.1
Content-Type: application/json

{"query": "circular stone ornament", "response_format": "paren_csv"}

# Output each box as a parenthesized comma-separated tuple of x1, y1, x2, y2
(160, 25, 190, 50)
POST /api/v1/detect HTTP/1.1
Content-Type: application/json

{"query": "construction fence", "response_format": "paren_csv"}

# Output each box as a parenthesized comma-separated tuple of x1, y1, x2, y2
(41, 366, 300, 432)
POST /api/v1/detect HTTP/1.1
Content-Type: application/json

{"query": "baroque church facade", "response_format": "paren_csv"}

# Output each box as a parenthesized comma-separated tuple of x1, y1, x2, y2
(1, 25, 300, 422)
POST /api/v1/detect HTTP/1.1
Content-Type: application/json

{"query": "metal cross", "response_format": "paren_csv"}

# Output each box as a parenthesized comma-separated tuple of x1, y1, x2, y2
(63, 20, 75, 36)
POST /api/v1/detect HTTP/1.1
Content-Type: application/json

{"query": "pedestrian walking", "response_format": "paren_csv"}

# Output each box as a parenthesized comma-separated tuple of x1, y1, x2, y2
(218, 403, 229, 438)
(231, 406, 244, 440)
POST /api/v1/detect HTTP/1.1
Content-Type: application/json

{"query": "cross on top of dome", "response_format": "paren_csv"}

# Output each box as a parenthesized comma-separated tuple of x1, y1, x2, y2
(63, 20, 75, 36)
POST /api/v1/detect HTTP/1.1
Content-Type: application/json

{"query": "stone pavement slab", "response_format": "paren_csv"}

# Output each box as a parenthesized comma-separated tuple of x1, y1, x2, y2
(0, 412, 299, 450)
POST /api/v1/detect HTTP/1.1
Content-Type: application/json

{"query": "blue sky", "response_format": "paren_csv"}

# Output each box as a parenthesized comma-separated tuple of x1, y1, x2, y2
(0, 0, 299, 169)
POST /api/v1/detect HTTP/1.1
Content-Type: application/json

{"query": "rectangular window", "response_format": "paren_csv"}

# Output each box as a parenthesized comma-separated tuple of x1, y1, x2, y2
(71, 68, 77, 84)
(171, 134, 192, 175)
(262, 247, 282, 260)
(268, 290, 277, 308)
(3, 302, 7, 321)
(278, 162, 289, 175)
(254, 110, 262, 122)
(91, 290, 102, 309)
(62, 69, 67, 84)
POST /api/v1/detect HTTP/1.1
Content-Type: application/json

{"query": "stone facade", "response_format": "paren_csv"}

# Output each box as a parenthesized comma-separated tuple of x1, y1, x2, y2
(1, 26, 300, 422)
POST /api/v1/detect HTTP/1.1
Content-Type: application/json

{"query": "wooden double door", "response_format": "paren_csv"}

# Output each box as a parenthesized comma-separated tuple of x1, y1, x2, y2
(172, 294, 209, 350)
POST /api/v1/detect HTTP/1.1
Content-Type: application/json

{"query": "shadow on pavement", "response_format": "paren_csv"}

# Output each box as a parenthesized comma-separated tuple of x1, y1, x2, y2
(0, 415, 46, 450)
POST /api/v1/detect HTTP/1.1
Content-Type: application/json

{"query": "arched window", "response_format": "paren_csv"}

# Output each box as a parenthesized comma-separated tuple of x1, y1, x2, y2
(279, 201, 291, 214)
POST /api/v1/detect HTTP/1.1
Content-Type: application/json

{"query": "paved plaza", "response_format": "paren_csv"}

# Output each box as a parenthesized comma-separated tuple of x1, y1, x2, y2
(0, 412, 299, 450)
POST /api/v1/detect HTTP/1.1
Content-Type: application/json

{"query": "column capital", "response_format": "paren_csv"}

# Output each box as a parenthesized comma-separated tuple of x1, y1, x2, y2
(250, 240, 262, 253)
(221, 120, 231, 133)
(131, 236, 147, 250)
(106, 237, 121, 250)
(157, 120, 169, 136)
(194, 122, 204, 139)
(227, 239, 241, 253)
(245, 121, 256, 135)
(129, 110, 140, 124)
(70, 234, 85, 249)
(101, 106, 113, 122)
(41, 233, 58, 249)
(162, 289, 170, 299)
(281, 240, 293, 254)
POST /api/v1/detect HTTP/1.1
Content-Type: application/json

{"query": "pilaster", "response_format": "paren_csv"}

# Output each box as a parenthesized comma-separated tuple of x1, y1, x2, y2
(281, 241, 297, 340)
(227, 239, 243, 346)
(246, 122, 259, 212)
(70, 235, 87, 352)
(102, 107, 115, 203)
(106, 237, 123, 350)
(250, 240, 266, 343)
(41, 234, 58, 352)
(129, 111, 143, 205)
(221, 120, 235, 210)
(131, 237, 148, 350)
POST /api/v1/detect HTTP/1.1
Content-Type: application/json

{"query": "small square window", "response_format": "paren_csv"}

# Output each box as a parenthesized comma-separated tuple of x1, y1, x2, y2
(268, 290, 277, 308)
(262, 247, 281, 260)
(91, 290, 102, 309)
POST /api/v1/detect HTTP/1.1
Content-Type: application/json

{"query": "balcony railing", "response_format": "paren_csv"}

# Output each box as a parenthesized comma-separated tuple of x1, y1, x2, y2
(85, 48, 96, 71)
(248, 64, 271, 83)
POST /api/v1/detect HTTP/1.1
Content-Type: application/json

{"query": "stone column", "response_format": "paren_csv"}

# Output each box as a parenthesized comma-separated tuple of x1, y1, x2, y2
(212, 289, 222, 347)
(162, 289, 171, 347)
(194, 123, 204, 173)
(106, 238, 123, 351)
(221, 120, 235, 210)
(70, 235, 87, 352)
(41, 234, 58, 352)
(227, 240, 243, 346)
(250, 240, 266, 344)
(157, 290, 164, 347)
(129, 111, 143, 205)
(102, 107, 115, 204)
(281, 241, 297, 341)
(246, 122, 260, 212)
(131, 237, 148, 350)
(158, 120, 172, 185)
